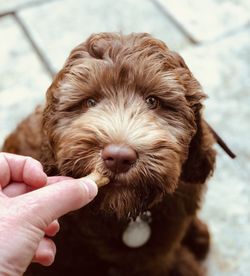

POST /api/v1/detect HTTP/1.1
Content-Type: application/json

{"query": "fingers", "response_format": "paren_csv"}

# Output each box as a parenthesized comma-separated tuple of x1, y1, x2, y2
(47, 176, 73, 185)
(23, 157, 47, 187)
(0, 153, 47, 188)
(34, 221, 59, 266)
(2, 183, 30, 197)
(0, 153, 11, 188)
(44, 220, 60, 237)
(18, 178, 98, 229)
(2, 176, 74, 197)
(32, 237, 56, 266)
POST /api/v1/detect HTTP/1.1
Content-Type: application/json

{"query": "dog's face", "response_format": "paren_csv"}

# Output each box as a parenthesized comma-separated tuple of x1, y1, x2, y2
(43, 33, 210, 218)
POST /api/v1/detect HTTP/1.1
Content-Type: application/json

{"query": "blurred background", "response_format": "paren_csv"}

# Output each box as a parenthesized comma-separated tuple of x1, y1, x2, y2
(0, 0, 249, 275)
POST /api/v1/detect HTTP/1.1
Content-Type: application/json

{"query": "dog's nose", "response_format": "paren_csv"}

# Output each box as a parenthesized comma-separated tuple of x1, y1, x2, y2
(102, 144, 137, 173)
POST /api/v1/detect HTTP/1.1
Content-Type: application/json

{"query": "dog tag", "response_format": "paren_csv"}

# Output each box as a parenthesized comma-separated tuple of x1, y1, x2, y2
(122, 216, 151, 248)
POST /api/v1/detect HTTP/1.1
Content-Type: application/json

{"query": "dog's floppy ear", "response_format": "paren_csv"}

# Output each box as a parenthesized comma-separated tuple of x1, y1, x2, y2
(170, 51, 235, 184)
(181, 85, 216, 184)
(169, 53, 216, 184)
(181, 111, 216, 184)
(40, 73, 63, 176)
(40, 112, 60, 176)
(40, 138, 59, 175)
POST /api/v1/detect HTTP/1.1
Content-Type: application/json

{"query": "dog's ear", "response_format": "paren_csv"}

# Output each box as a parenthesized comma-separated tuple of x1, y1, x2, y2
(40, 138, 59, 176)
(40, 74, 62, 176)
(40, 106, 60, 176)
(177, 73, 216, 183)
(180, 112, 216, 184)
(168, 53, 216, 184)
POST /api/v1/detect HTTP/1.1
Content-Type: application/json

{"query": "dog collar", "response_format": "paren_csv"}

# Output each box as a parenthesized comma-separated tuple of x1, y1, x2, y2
(122, 211, 152, 248)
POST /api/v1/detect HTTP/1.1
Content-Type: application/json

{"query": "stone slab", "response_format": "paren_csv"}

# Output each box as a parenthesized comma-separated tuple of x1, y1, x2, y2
(18, 0, 190, 72)
(0, 0, 52, 14)
(180, 27, 250, 275)
(0, 16, 51, 147)
(156, 0, 250, 42)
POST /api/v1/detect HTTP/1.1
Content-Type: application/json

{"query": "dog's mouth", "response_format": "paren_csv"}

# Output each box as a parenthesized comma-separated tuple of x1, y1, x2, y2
(89, 167, 134, 189)
(105, 176, 129, 188)
(93, 176, 164, 220)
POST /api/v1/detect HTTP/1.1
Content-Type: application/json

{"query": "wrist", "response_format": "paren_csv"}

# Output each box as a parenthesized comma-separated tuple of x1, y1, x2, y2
(0, 263, 23, 276)
(0, 220, 43, 275)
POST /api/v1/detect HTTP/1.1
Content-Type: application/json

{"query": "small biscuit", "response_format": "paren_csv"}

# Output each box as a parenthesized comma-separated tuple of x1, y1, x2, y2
(83, 171, 110, 187)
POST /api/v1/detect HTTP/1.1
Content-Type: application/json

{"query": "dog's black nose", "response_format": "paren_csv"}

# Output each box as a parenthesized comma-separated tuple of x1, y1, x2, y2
(102, 144, 137, 173)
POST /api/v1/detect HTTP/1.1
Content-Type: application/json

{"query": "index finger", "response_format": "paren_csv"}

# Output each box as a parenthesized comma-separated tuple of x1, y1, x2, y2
(0, 152, 47, 188)
(47, 176, 73, 185)
(19, 178, 98, 228)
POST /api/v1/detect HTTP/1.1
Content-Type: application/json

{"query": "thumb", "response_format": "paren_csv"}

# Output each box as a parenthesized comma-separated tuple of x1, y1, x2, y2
(17, 178, 98, 229)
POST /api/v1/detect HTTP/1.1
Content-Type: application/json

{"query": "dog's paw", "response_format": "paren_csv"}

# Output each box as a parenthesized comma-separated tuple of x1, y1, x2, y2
(181, 217, 210, 260)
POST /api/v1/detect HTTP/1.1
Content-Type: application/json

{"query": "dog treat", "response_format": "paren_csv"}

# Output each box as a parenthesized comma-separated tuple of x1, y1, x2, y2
(83, 171, 110, 187)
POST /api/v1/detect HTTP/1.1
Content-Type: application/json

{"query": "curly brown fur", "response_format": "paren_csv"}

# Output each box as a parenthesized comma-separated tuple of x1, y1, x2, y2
(3, 32, 216, 275)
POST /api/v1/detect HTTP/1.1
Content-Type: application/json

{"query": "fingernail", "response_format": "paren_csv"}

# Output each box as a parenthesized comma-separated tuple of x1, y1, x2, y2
(81, 179, 98, 200)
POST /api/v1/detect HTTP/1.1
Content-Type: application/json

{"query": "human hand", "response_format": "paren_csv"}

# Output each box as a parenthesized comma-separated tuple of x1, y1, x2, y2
(0, 152, 98, 275)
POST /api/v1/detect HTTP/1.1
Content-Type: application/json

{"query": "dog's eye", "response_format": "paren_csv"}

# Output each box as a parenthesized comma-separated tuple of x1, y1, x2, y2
(145, 96, 159, 109)
(86, 98, 97, 108)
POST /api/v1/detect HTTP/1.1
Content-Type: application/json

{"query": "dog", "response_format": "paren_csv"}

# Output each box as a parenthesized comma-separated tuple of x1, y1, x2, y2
(3, 32, 217, 275)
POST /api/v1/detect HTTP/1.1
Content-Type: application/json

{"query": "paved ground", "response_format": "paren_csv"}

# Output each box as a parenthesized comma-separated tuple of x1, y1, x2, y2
(0, 0, 249, 275)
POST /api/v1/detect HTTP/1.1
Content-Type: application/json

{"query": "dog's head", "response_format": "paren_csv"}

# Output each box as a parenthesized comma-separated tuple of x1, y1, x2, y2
(42, 33, 215, 219)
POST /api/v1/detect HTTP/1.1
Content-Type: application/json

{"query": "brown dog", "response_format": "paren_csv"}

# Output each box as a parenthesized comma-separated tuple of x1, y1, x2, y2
(3, 33, 216, 275)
